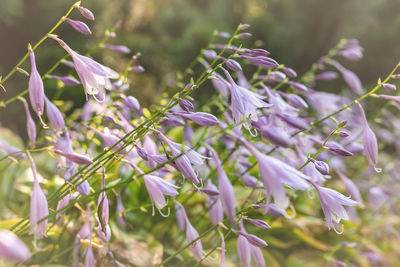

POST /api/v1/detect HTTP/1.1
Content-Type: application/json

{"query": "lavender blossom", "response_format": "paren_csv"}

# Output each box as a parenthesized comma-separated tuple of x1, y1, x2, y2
(278, 91, 308, 109)
(240, 138, 310, 209)
(103, 44, 131, 54)
(170, 111, 219, 126)
(122, 95, 141, 111)
(209, 147, 236, 224)
(0, 230, 30, 261)
(315, 71, 338, 80)
(287, 81, 309, 92)
(45, 97, 65, 132)
(178, 98, 195, 112)
(97, 169, 110, 241)
(336, 170, 363, 203)
(53, 149, 93, 165)
(359, 104, 379, 169)
(310, 158, 329, 175)
(64, 18, 92, 35)
(50, 36, 118, 101)
(245, 218, 271, 229)
(380, 82, 396, 92)
(282, 66, 297, 78)
(240, 55, 279, 69)
(220, 236, 226, 267)
(205, 181, 224, 225)
(309, 180, 358, 231)
(226, 59, 242, 72)
(48, 75, 80, 86)
(78, 6, 95, 20)
(28, 47, 46, 124)
(21, 98, 36, 148)
(331, 60, 363, 94)
(132, 65, 145, 72)
(237, 234, 251, 267)
(28, 153, 48, 240)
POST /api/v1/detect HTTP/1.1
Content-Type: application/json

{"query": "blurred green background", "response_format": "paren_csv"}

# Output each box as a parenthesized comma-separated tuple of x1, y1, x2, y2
(1, 0, 400, 139)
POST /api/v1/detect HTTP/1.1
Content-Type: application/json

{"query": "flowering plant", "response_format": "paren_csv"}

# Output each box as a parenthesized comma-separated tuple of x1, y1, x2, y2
(0, 2, 399, 266)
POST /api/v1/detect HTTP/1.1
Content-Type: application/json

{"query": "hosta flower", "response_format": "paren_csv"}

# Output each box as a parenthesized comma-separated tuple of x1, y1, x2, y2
(53, 149, 93, 165)
(281, 66, 297, 78)
(129, 163, 178, 213)
(240, 138, 310, 209)
(209, 147, 236, 224)
(0, 230, 30, 261)
(315, 71, 338, 80)
(21, 97, 36, 148)
(330, 60, 363, 94)
(45, 97, 65, 132)
(157, 131, 205, 185)
(358, 104, 379, 169)
(337, 39, 363, 61)
(78, 6, 95, 20)
(97, 169, 110, 241)
(237, 220, 266, 267)
(103, 44, 131, 54)
(28, 153, 48, 239)
(309, 180, 359, 231)
(205, 181, 223, 225)
(220, 236, 226, 267)
(28, 47, 46, 125)
(226, 59, 242, 72)
(88, 126, 128, 154)
(175, 202, 203, 261)
(64, 18, 92, 35)
(48, 75, 80, 86)
(336, 170, 363, 203)
(278, 91, 308, 109)
(50, 36, 118, 101)
(223, 68, 269, 124)
(380, 82, 396, 92)
(169, 110, 219, 126)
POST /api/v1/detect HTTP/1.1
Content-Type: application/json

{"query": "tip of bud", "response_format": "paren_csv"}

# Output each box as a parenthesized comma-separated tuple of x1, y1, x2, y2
(28, 43, 33, 51)
(47, 34, 58, 40)
(74, 1, 81, 8)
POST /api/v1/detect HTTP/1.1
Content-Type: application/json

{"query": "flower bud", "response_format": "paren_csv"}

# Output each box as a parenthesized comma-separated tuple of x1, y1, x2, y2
(104, 44, 131, 54)
(64, 18, 92, 35)
(310, 158, 329, 175)
(226, 59, 242, 72)
(0, 230, 30, 261)
(78, 6, 95, 20)
(178, 98, 194, 112)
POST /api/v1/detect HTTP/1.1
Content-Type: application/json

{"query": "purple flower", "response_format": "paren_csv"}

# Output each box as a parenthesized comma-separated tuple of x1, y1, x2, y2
(116, 193, 127, 228)
(157, 132, 204, 185)
(21, 98, 36, 148)
(78, 6, 95, 20)
(170, 111, 219, 126)
(359, 104, 378, 168)
(251, 245, 266, 267)
(278, 91, 308, 109)
(240, 138, 310, 208)
(45, 97, 65, 132)
(315, 71, 338, 80)
(310, 158, 329, 175)
(237, 220, 266, 266)
(380, 82, 396, 92)
(309, 180, 359, 231)
(28, 47, 46, 124)
(131, 65, 145, 72)
(48, 75, 80, 86)
(331, 60, 363, 94)
(0, 230, 30, 261)
(85, 240, 95, 267)
(245, 218, 271, 229)
(0, 138, 26, 159)
(122, 95, 141, 111)
(103, 44, 131, 54)
(336, 170, 362, 204)
(324, 141, 353, 157)
(223, 69, 269, 124)
(238, 232, 268, 247)
(87, 126, 127, 154)
(278, 114, 309, 130)
(175, 202, 203, 261)
(205, 181, 224, 225)
(240, 55, 279, 69)
(220, 236, 226, 267)
(252, 122, 292, 148)
(226, 59, 242, 72)
(237, 32, 252, 39)
(217, 31, 230, 38)
(54, 149, 93, 165)
(237, 234, 251, 267)
(28, 153, 48, 240)
(374, 94, 400, 103)
(281, 66, 297, 78)
(64, 18, 92, 35)
(50, 36, 118, 101)
(337, 39, 363, 61)
(97, 169, 110, 241)
(287, 81, 309, 92)
(183, 123, 194, 145)
(178, 98, 194, 112)
(209, 147, 236, 224)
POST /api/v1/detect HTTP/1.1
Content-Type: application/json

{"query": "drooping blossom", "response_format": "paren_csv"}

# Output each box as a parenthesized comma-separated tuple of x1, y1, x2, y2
(129, 163, 178, 214)
(48, 75, 80, 86)
(236, 220, 266, 267)
(87, 126, 127, 154)
(209, 147, 236, 224)
(157, 131, 204, 185)
(245, 218, 271, 229)
(97, 168, 111, 242)
(337, 39, 363, 61)
(220, 236, 226, 267)
(169, 110, 219, 126)
(45, 97, 65, 132)
(205, 181, 223, 225)
(64, 18, 92, 35)
(21, 97, 36, 148)
(28, 152, 48, 240)
(0, 230, 30, 261)
(122, 95, 141, 111)
(315, 71, 338, 80)
(50, 36, 119, 101)
(278, 91, 308, 109)
(239, 137, 310, 209)
(175, 202, 203, 261)
(226, 59, 242, 72)
(281, 66, 297, 78)
(309, 158, 329, 175)
(103, 44, 131, 54)
(336, 170, 363, 204)
(308, 180, 358, 231)
(358, 104, 379, 169)
(330, 60, 363, 94)
(53, 149, 93, 165)
(78, 6, 95, 20)
(223, 68, 269, 124)
(28, 47, 46, 125)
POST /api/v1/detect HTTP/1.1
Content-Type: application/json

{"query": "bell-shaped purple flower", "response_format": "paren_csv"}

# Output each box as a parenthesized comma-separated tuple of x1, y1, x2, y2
(178, 98, 195, 112)
(0, 230, 30, 261)
(331, 60, 363, 94)
(50, 36, 118, 101)
(97, 169, 110, 241)
(205, 181, 224, 225)
(237, 234, 251, 267)
(240, 138, 310, 209)
(245, 218, 271, 229)
(281, 66, 297, 78)
(380, 82, 396, 93)
(28, 153, 48, 239)
(48, 75, 80, 86)
(64, 18, 92, 35)
(103, 44, 131, 54)
(287, 81, 309, 92)
(315, 71, 338, 80)
(28, 48, 46, 124)
(78, 6, 95, 20)
(45, 97, 65, 132)
(21, 98, 37, 148)
(209, 147, 236, 224)
(336, 170, 362, 204)
(310, 158, 329, 175)
(122, 95, 141, 111)
(226, 59, 242, 72)
(170, 111, 219, 126)
(358, 104, 378, 168)
(309, 180, 358, 231)
(278, 91, 308, 109)
(53, 149, 93, 165)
